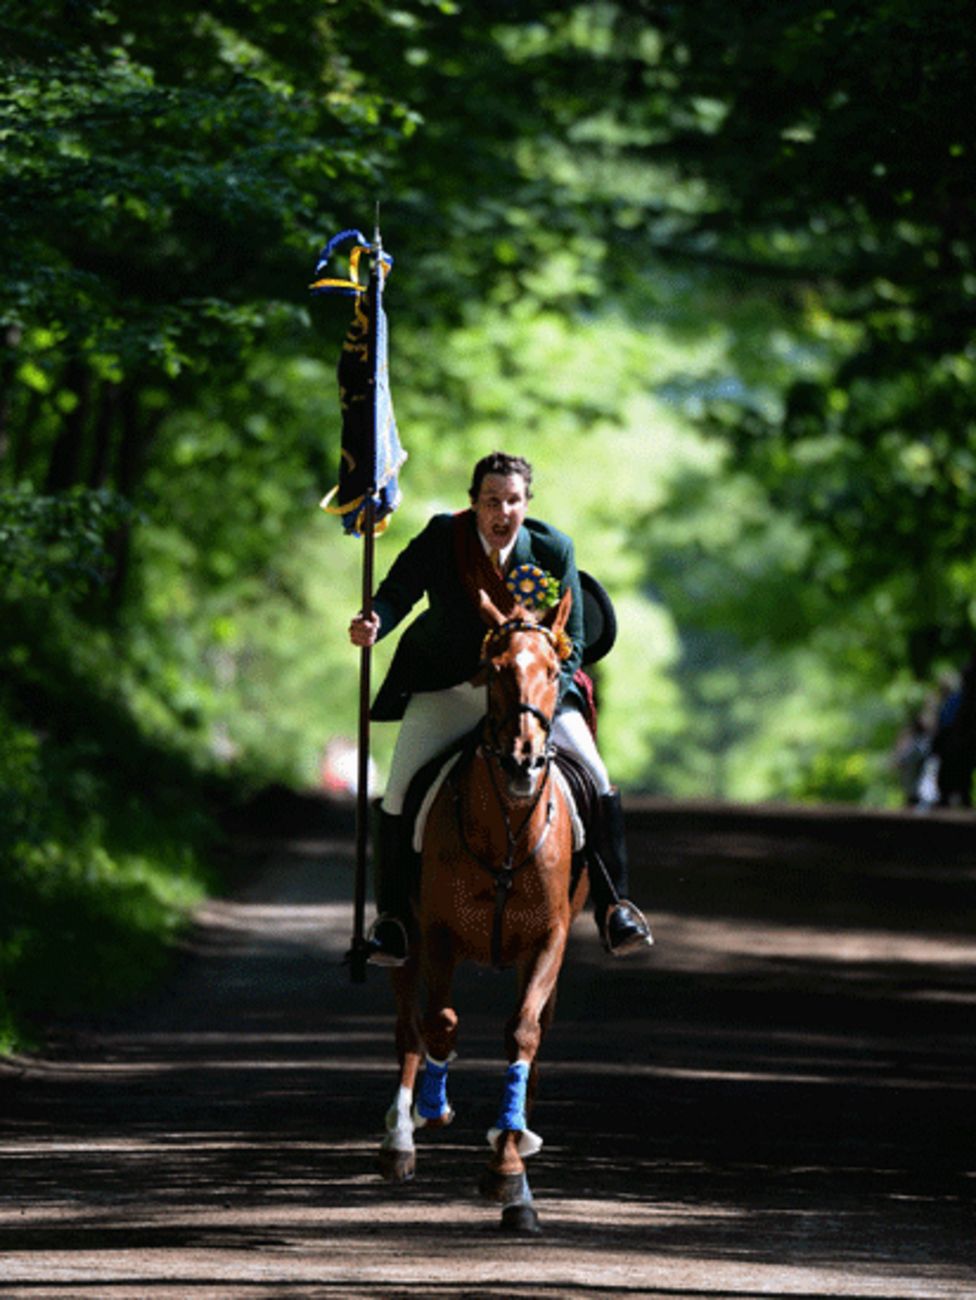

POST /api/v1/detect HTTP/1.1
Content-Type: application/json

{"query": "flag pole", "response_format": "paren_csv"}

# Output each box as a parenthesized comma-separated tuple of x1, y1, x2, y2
(347, 216, 384, 983)
(311, 217, 402, 982)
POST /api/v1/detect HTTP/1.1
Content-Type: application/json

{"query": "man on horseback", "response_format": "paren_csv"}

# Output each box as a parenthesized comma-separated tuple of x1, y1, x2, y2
(348, 450, 653, 966)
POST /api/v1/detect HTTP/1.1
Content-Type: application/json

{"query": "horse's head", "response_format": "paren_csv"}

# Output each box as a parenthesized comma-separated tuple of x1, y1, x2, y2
(478, 587, 573, 799)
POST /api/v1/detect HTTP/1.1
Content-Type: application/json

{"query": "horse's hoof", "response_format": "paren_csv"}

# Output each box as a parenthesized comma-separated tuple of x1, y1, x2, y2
(500, 1203, 541, 1235)
(478, 1168, 526, 1204)
(424, 1110, 454, 1129)
(413, 1104, 455, 1130)
(377, 1147, 416, 1183)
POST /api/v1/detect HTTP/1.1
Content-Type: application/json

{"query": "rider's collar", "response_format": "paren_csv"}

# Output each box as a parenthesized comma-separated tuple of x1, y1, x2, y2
(477, 529, 517, 570)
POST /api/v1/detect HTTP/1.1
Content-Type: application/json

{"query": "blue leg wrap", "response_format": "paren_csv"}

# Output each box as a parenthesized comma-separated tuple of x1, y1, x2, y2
(496, 1059, 530, 1132)
(416, 1055, 451, 1121)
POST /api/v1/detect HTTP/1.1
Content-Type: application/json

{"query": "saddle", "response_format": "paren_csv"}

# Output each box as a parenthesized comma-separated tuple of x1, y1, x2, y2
(399, 725, 597, 901)
(551, 746, 598, 900)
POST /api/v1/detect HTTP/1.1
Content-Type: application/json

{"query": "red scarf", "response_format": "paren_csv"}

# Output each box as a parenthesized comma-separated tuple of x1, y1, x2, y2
(452, 510, 515, 618)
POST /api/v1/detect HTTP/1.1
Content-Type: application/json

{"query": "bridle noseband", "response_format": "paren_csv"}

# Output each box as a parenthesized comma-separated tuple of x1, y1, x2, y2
(483, 699, 553, 770)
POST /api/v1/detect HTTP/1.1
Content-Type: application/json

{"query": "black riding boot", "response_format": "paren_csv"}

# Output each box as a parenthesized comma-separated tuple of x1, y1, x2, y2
(587, 789, 654, 956)
(367, 807, 411, 966)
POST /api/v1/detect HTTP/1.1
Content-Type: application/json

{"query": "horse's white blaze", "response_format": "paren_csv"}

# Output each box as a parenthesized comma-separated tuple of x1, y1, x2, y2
(514, 647, 535, 674)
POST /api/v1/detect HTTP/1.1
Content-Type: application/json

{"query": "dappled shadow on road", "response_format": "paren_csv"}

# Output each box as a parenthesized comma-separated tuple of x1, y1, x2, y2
(1, 798, 975, 1293)
(629, 799, 976, 937)
(1, 1117, 974, 1290)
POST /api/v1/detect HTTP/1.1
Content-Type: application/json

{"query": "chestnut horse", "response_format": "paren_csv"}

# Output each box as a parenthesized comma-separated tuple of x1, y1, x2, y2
(377, 587, 587, 1233)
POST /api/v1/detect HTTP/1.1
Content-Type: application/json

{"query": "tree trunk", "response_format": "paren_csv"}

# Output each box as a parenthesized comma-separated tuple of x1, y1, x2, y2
(44, 359, 92, 492)
(12, 389, 43, 483)
(87, 382, 119, 488)
(0, 326, 21, 471)
(107, 382, 163, 610)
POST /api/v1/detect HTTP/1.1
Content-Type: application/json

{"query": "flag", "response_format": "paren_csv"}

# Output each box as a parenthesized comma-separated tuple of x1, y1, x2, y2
(311, 229, 407, 537)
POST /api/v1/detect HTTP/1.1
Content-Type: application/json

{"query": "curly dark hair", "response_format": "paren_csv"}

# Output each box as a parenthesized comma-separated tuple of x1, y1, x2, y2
(468, 451, 534, 502)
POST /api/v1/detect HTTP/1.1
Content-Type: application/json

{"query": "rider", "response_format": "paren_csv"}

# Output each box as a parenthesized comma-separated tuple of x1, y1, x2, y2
(348, 451, 654, 965)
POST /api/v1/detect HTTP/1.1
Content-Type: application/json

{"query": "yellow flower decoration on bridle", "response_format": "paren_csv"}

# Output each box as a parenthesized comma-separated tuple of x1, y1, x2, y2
(550, 627, 573, 661)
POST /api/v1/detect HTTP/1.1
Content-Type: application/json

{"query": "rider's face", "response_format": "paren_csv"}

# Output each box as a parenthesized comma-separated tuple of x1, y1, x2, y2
(473, 473, 529, 550)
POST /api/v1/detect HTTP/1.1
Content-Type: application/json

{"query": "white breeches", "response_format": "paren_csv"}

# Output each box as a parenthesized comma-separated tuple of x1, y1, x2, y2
(381, 682, 611, 815)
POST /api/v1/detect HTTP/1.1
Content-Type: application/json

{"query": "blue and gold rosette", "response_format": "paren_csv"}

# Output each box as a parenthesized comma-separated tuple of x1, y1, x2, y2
(506, 563, 560, 613)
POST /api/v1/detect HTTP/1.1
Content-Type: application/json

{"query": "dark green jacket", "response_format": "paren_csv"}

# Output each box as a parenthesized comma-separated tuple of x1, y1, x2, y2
(371, 510, 585, 721)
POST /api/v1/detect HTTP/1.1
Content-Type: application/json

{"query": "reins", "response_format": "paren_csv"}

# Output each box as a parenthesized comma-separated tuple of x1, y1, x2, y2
(451, 757, 554, 970)
(483, 700, 552, 764)
(450, 616, 562, 970)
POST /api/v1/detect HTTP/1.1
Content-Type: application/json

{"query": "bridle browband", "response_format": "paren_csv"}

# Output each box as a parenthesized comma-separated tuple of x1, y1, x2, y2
(479, 616, 568, 665)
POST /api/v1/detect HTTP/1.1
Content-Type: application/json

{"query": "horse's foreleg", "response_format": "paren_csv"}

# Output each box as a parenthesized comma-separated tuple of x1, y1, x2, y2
(413, 1049, 455, 1129)
(481, 1061, 546, 1211)
(495, 935, 567, 1145)
(479, 1124, 540, 1234)
(415, 926, 459, 1128)
(486, 1059, 543, 1161)
(524, 986, 558, 1125)
(378, 961, 423, 1183)
(480, 932, 568, 1234)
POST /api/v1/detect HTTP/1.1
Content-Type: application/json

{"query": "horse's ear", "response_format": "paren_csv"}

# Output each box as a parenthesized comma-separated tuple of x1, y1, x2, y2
(479, 588, 506, 625)
(546, 587, 573, 634)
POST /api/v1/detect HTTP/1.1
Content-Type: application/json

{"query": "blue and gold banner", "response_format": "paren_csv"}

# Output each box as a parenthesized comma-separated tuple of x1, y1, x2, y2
(312, 229, 406, 537)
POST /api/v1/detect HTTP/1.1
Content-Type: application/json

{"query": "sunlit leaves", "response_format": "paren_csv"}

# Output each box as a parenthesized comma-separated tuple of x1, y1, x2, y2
(0, 486, 135, 597)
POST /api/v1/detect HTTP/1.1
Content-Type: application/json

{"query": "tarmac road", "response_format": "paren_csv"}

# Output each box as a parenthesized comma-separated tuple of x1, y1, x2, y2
(1, 794, 975, 1299)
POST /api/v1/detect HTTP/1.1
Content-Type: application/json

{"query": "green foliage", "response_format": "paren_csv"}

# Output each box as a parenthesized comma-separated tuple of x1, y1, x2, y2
(0, 485, 134, 597)
(1, 787, 211, 1054)
(4, 0, 976, 1059)
(628, 0, 976, 678)
(0, 623, 221, 1053)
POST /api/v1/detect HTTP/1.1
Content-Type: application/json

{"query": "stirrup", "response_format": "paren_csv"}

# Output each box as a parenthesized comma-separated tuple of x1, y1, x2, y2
(367, 915, 410, 967)
(603, 900, 654, 956)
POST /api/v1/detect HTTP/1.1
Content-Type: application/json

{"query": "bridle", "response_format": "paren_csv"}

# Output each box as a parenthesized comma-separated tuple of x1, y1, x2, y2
(479, 619, 559, 773)
(451, 617, 561, 968)
(482, 699, 553, 771)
